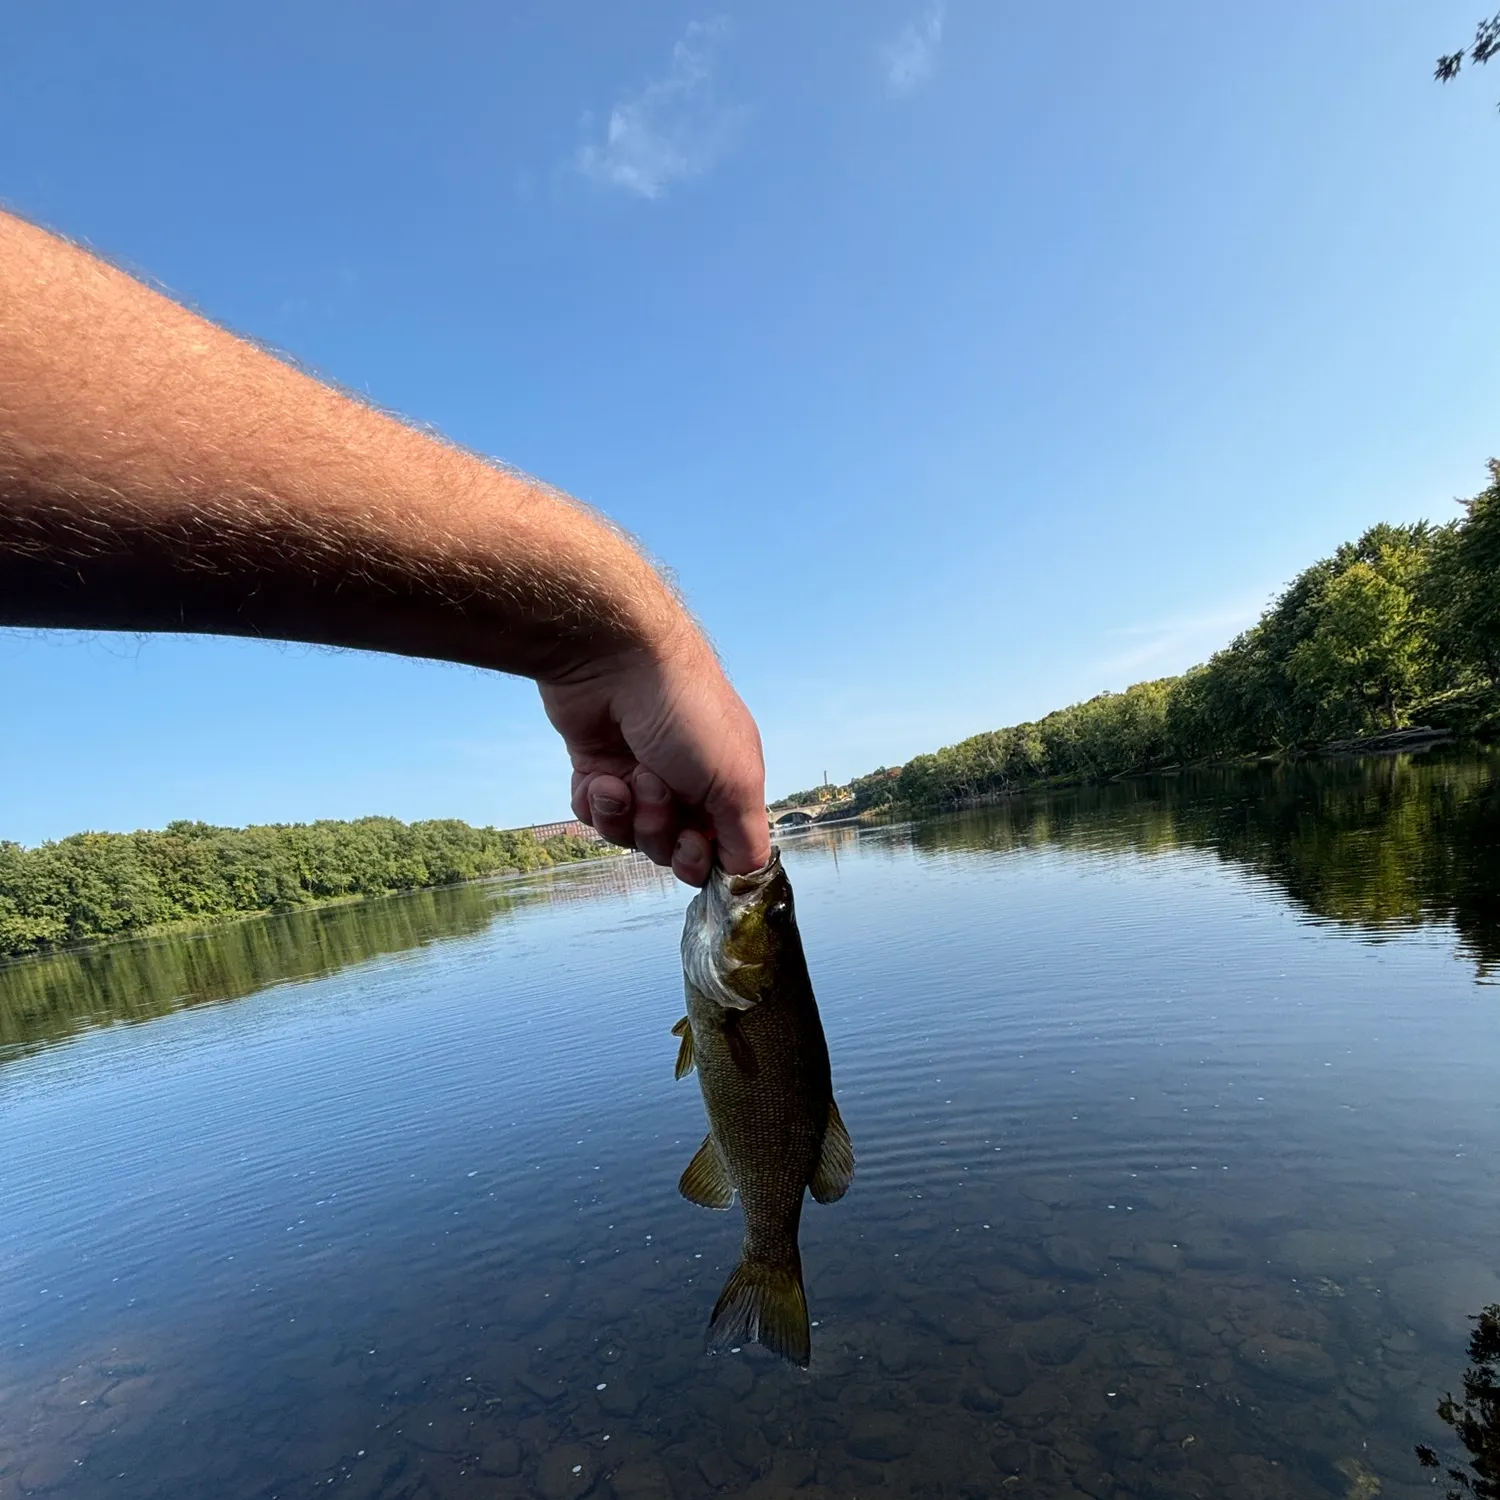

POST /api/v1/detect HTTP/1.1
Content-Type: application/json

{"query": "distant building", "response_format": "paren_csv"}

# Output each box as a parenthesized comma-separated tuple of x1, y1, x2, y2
(526, 819, 604, 843)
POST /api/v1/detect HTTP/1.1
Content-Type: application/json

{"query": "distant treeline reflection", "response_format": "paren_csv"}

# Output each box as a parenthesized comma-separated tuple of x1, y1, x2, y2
(887, 749, 1499, 977)
(0, 856, 670, 1063)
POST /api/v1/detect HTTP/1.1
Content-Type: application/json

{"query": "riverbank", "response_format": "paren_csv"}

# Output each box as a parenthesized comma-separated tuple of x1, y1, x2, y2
(0, 816, 618, 961)
(770, 478, 1500, 823)
(775, 727, 1485, 829)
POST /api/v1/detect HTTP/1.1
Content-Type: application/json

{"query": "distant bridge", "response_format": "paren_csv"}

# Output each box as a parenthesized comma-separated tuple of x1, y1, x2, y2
(769, 801, 855, 828)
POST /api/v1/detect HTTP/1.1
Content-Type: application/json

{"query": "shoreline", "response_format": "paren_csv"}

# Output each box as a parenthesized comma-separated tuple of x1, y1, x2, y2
(0, 843, 625, 971)
(774, 729, 1477, 828)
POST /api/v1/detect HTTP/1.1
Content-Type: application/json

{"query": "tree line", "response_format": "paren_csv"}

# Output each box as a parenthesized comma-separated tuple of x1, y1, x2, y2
(841, 463, 1500, 817)
(0, 816, 608, 960)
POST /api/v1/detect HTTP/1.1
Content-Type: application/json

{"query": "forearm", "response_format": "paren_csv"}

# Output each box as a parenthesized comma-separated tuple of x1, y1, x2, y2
(0, 210, 684, 679)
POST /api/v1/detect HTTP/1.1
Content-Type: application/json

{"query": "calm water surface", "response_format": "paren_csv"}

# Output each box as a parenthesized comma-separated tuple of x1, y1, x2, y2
(2, 752, 1498, 1500)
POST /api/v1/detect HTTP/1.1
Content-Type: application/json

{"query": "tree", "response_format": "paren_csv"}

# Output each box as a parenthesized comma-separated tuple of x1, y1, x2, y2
(1430, 463, 1500, 688)
(1287, 538, 1432, 731)
(1437, 11, 1500, 107)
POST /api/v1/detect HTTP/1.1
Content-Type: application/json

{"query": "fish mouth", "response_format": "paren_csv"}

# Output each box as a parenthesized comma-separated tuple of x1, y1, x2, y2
(713, 846, 783, 904)
(684, 848, 782, 1012)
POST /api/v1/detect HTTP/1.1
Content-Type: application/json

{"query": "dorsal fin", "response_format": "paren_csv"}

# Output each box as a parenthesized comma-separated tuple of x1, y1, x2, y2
(679, 1134, 734, 1209)
(810, 1098, 854, 1204)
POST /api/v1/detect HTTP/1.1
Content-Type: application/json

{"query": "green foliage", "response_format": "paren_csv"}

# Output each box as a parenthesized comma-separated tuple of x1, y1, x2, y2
(1429, 462, 1500, 689)
(0, 817, 609, 960)
(1436, 10, 1500, 108)
(848, 767, 903, 811)
(812, 471, 1500, 816)
(1284, 524, 1437, 735)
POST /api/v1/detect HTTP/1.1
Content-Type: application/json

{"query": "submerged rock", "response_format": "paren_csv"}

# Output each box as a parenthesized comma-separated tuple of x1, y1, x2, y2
(1042, 1235, 1100, 1278)
(846, 1410, 915, 1462)
(536, 1442, 596, 1500)
(977, 1338, 1029, 1396)
(480, 1438, 522, 1477)
(1237, 1334, 1338, 1390)
(1386, 1260, 1500, 1341)
(1109, 1239, 1184, 1275)
(606, 1457, 675, 1500)
(1274, 1229, 1396, 1278)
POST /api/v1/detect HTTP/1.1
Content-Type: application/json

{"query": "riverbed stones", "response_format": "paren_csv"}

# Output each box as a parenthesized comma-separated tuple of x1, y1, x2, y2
(502, 1276, 572, 1334)
(847, 1410, 915, 1462)
(1177, 1220, 1249, 1271)
(694, 1444, 748, 1491)
(977, 1337, 1028, 1395)
(595, 1377, 643, 1417)
(1274, 1229, 1396, 1278)
(516, 1369, 569, 1406)
(1005, 1380, 1073, 1429)
(404, 1403, 472, 1452)
(1043, 1235, 1099, 1278)
(1019, 1177, 1092, 1208)
(479, 1438, 521, 1477)
(1018, 1314, 1086, 1366)
(961, 1381, 1004, 1413)
(17, 1449, 77, 1493)
(536, 1443, 595, 1500)
(1237, 1334, 1337, 1390)
(1109, 1239, 1184, 1275)
(713, 1356, 754, 1397)
(1387, 1259, 1500, 1340)
(605, 1457, 674, 1500)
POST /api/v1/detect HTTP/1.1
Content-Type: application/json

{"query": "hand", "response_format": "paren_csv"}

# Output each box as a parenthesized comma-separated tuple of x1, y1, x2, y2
(537, 629, 771, 886)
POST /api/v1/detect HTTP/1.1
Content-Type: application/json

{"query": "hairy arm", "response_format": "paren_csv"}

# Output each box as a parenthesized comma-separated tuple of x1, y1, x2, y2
(0, 209, 770, 882)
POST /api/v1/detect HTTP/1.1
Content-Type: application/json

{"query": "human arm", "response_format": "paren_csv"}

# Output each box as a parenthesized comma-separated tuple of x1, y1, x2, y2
(0, 209, 770, 883)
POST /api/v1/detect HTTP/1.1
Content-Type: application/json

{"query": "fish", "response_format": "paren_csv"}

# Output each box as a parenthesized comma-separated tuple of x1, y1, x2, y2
(673, 846, 853, 1367)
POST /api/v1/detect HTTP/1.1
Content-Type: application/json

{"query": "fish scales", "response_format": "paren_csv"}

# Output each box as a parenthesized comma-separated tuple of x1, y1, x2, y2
(673, 847, 853, 1366)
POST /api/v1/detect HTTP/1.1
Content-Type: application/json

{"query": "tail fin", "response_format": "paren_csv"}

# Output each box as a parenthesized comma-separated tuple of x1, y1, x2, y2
(708, 1255, 810, 1367)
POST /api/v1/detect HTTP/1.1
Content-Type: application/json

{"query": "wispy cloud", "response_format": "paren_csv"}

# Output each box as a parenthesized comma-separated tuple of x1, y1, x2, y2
(576, 19, 735, 200)
(883, 3, 944, 97)
(1094, 599, 1268, 683)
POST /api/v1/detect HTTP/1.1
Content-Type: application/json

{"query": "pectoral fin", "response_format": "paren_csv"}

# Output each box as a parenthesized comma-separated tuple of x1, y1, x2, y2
(679, 1134, 734, 1209)
(671, 1016, 695, 1079)
(810, 1098, 855, 1204)
(722, 1011, 759, 1077)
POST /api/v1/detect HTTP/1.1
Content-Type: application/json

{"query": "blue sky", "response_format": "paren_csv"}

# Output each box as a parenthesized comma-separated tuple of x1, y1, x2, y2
(2, 2, 1498, 843)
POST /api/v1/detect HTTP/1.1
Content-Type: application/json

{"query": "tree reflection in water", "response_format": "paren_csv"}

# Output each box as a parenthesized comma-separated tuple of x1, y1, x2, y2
(4, 748, 1493, 1066)
(892, 746, 1500, 978)
(0, 853, 663, 1062)
(1418, 1303, 1500, 1499)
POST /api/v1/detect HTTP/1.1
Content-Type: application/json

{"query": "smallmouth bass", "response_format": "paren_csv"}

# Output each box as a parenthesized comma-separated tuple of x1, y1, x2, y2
(673, 847, 853, 1367)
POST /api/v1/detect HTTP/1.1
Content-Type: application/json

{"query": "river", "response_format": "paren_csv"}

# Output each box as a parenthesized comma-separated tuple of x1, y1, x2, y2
(2, 749, 1497, 1499)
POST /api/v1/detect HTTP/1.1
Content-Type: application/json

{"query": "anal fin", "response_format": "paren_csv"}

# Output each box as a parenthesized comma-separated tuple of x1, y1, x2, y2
(679, 1133, 734, 1209)
(810, 1097, 854, 1204)
(671, 1016, 695, 1079)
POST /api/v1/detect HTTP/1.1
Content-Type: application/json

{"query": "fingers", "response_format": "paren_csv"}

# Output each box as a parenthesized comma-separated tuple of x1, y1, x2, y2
(671, 828, 713, 887)
(630, 770, 679, 868)
(574, 768, 682, 869)
(579, 772, 636, 849)
(544, 637, 771, 887)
